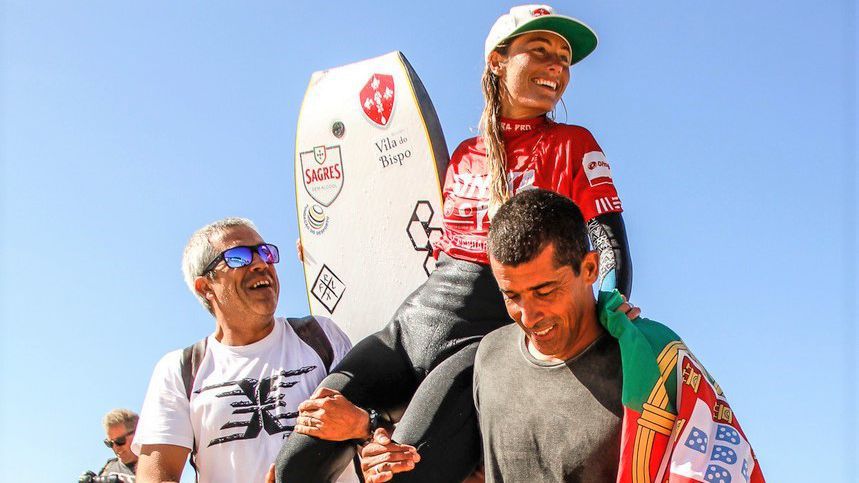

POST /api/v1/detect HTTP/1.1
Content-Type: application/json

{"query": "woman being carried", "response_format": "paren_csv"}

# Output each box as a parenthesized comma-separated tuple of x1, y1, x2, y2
(276, 5, 632, 482)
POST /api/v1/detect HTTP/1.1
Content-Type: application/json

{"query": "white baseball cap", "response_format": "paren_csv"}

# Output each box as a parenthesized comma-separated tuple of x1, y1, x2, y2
(484, 5, 598, 65)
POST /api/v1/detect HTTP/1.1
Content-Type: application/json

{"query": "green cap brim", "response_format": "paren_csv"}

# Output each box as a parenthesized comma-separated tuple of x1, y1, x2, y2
(507, 16, 598, 66)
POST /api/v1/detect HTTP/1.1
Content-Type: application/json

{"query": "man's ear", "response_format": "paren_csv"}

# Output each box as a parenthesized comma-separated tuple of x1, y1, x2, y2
(488, 50, 506, 76)
(579, 251, 600, 283)
(194, 276, 214, 301)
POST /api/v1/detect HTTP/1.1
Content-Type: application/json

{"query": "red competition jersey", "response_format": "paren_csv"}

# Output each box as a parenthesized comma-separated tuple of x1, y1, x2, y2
(435, 116, 623, 265)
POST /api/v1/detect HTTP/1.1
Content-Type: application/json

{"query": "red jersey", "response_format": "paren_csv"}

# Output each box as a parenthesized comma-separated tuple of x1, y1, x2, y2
(434, 116, 623, 265)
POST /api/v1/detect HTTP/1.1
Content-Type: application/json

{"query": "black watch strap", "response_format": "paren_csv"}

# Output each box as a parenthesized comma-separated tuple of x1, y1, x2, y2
(367, 408, 383, 433)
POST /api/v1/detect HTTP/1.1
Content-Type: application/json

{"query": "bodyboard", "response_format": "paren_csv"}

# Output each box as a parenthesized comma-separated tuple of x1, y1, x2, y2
(294, 51, 448, 343)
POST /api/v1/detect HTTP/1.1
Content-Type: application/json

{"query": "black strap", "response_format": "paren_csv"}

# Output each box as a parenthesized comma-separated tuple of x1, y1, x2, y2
(180, 337, 207, 482)
(287, 316, 334, 373)
(181, 338, 208, 400)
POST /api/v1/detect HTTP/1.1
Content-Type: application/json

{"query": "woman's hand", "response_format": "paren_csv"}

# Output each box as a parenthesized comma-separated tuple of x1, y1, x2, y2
(293, 387, 371, 441)
(616, 294, 641, 320)
(295, 238, 304, 262)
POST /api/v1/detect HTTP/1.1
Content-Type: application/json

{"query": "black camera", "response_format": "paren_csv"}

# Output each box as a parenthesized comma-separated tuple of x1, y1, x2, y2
(78, 471, 129, 483)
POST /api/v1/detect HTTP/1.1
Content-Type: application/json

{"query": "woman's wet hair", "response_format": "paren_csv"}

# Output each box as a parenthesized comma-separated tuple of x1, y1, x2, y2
(480, 41, 511, 215)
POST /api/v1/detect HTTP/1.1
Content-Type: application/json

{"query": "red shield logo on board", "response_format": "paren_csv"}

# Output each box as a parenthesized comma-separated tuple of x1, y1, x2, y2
(360, 73, 395, 127)
(531, 8, 551, 16)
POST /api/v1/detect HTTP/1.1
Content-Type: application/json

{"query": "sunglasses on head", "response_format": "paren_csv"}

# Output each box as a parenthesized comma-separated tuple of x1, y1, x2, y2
(104, 430, 135, 448)
(202, 243, 280, 275)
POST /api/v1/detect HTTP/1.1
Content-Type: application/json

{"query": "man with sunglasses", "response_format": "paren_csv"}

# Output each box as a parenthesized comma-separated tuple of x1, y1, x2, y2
(94, 408, 138, 482)
(133, 218, 360, 483)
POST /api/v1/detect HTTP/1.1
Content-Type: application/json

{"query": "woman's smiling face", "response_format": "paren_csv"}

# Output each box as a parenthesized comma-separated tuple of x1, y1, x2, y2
(491, 31, 572, 119)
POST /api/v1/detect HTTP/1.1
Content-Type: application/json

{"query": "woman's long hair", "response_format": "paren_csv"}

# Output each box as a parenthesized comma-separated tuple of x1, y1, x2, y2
(480, 43, 511, 216)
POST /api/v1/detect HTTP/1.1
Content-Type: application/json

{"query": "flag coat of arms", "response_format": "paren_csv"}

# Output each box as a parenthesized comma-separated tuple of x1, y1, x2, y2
(598, 291, 765, 483)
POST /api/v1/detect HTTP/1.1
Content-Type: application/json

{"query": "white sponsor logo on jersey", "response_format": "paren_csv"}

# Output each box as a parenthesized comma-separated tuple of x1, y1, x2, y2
(582, 151, 613, 187)
(451, 173, 491, 200)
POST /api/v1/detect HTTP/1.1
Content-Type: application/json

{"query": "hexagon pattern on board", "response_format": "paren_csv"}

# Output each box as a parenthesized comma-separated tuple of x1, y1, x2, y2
(406, 200, 443, 276)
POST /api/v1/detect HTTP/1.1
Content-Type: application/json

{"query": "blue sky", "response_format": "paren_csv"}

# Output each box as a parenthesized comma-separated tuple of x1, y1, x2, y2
(1, 1, 856, 481)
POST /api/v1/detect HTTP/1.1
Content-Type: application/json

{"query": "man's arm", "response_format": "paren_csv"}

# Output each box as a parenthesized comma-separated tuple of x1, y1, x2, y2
(136, 444, 190, 483)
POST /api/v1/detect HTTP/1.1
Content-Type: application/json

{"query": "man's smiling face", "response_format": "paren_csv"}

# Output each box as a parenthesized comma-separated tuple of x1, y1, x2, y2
(202, 225, 280, 321)
(490, 242, 599, 361)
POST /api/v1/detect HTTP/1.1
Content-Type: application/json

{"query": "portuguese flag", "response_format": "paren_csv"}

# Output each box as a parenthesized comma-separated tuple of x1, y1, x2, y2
(598, 290, 765, 483)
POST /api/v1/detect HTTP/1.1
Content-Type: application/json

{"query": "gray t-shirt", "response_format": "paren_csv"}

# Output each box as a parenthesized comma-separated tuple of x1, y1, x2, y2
(474, 324, 623, 483)
(99, 457, 136, 482)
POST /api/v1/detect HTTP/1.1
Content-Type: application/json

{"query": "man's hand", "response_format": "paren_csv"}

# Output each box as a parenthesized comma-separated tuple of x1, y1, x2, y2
(265, 463, 275, 483)
(616, 294, 641, 320)
(360, 428, 420, 483)
(294, 387, 371, 441)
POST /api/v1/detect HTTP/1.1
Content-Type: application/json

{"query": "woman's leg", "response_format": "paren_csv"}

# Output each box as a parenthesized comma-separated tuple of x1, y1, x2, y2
(277, 254, 506, 482)
(276, 325, 418, 483)
(389, 342, 481, 483)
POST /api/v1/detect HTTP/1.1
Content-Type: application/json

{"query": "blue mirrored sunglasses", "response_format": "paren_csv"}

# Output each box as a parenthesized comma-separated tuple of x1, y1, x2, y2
(202, 243, 279, 275)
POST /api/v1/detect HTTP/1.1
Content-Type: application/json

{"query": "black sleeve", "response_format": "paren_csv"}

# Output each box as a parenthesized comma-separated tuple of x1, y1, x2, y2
(586, 212, 633, 298)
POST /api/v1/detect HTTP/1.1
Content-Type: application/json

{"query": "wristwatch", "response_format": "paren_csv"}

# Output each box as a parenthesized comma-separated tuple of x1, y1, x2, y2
(367, 408, 384, 433)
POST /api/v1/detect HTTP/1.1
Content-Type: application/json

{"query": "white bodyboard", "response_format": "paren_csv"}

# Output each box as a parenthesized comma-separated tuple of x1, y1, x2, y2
(295, 51, 448, 343)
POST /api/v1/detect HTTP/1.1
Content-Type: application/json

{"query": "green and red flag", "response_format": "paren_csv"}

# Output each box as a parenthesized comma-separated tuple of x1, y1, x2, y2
(599, 290, 765, 483)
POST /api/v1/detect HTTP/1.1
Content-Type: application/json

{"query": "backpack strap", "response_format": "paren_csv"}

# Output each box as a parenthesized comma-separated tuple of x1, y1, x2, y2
(287, 316, 334, 373)
(181, 338, 208, 399)
(180, 337, 207, 482)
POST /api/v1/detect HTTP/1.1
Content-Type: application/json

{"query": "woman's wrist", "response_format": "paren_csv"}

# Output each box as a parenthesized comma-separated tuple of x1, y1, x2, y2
(359, 407, 390, 442)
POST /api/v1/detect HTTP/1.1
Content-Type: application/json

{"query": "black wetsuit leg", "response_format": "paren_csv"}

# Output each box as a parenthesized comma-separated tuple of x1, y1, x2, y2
(389, 342, 481, 482)
(275, 322, 418, 482)
(276, 253, 508, 483)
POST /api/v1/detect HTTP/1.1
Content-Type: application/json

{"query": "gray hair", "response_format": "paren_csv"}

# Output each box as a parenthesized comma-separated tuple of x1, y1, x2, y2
(102, 408, 139, 433)
(181, 217, 258, 313)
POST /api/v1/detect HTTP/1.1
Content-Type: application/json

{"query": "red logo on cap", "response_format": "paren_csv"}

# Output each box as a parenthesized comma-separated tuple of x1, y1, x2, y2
(531, 8, 551, 17)
(360, 74, 395, 127)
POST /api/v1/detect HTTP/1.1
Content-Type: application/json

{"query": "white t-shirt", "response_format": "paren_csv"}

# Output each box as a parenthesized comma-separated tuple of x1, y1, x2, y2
(133, 317, 357, 483)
